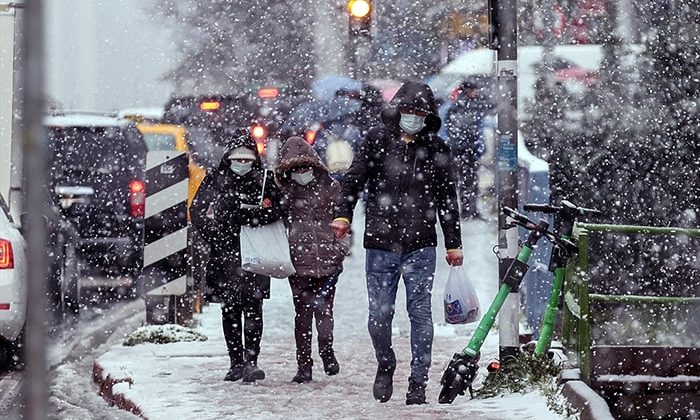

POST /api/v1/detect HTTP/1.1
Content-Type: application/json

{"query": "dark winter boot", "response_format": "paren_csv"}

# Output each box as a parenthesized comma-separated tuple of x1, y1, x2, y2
(406, 380, 427, 405)
(292, 364, 313, 383)
(224, 364, 244, 382)
(373, 364, 395, 403)
(242, 361, 265, 383)
(321, 353, 340, 376)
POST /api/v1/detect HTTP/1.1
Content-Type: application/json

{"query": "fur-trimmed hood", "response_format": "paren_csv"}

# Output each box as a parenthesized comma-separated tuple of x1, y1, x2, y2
(275, 136, 329, 186)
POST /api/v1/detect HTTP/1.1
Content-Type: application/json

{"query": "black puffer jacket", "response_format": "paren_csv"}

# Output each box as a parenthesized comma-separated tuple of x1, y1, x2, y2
(336, 81, 462, 254)
(191, 128, 282, 299)
(276, 136, 349, 278)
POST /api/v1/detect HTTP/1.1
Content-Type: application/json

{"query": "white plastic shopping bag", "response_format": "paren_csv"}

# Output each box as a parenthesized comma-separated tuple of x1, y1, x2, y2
(239, 170, 296, 278)
(240, 220, 296, 278)
(444, 266, 480, 324)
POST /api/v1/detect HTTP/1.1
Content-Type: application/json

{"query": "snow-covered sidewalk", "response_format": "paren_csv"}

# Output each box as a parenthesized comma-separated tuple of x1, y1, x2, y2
(95, 218, 567, 419)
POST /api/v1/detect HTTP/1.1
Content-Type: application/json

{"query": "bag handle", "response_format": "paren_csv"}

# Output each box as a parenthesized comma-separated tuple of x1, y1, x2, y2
(259, 169, 268, 207)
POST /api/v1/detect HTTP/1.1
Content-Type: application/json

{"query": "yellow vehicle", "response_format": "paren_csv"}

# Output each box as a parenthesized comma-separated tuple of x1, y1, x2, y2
(135, 122, 206, 212)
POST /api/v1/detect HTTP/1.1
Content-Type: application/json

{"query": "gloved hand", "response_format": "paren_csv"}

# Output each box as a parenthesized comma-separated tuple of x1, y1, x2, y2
(446, 249, 464, 266)
(331, 219, 350, 239)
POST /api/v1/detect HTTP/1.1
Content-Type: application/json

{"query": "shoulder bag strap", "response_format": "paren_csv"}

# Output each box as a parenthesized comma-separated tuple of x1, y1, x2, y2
(259, 169, 268, 206)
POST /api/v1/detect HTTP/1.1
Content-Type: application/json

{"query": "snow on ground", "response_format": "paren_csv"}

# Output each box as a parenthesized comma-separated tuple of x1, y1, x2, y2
(96, 215, 567, 420)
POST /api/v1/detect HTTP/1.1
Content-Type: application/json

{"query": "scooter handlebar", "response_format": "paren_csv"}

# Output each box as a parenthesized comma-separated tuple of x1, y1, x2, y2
(524, 200, 603, 218)
(523, 203, 561, 214)
(503, 206, 530, 225)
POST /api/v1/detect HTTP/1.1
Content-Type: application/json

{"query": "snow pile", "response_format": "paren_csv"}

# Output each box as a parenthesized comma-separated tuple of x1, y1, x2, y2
(122, 324, 207, 347)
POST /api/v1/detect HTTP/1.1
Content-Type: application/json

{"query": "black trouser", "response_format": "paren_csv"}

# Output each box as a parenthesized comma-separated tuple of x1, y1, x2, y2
(221, 292, 263, 366)
(289, 271, 340, 367)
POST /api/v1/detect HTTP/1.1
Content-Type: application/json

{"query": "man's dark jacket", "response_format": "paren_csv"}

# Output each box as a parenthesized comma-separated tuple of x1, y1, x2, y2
(336, 81, 462, 254)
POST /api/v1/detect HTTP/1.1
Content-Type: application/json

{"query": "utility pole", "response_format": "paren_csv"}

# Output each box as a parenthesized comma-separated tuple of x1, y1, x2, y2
(489, 0, 520, 363)
(347, 0, 372, 81)
(21, 0, 48, 419)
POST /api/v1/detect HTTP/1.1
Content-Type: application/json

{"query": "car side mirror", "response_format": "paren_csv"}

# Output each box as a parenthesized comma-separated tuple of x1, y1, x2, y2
(19, 213, 28, 233)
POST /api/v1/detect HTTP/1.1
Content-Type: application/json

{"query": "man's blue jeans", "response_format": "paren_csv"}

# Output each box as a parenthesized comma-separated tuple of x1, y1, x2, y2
(366, 247, 436, 384)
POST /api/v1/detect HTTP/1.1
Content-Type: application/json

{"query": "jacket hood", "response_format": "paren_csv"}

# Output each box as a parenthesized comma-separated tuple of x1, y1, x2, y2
(216, 127, 262, 171)
(380, 81, 441, 133)
(275, 136, 328, 185)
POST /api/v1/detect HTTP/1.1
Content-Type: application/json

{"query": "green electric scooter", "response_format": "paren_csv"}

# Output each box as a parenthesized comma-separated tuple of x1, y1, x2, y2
(525, 200, 601, 355)
(438, 206, 578, 404)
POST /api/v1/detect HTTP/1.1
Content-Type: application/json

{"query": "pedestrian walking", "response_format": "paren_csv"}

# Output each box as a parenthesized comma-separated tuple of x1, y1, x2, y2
(444, 80, 490, 219)
(190, 127, 283, 384)
(331, 81, 464, 405)
(275, 136, 350, 383)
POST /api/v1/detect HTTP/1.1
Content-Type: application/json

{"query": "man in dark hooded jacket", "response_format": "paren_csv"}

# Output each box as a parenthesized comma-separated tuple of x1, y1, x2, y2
(332, 81, 463, 405)
(191, 128, 283, 384)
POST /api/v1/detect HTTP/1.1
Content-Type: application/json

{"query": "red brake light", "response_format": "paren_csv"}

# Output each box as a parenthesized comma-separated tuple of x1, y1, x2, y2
(305, 130, 317, 145)
(487, 360, 501, 372)
(251, 124, 266, 139)
(129, 180, 146, 217)
(250, 125, 266, 155)
(258, 87, 279, 99)
(0, 303, 10, 310)
(0, 239, 14, 269)
(199, 100, 221, 111)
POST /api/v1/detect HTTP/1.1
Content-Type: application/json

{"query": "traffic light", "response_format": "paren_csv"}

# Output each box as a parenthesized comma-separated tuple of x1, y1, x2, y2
(348, 0, 371, 38)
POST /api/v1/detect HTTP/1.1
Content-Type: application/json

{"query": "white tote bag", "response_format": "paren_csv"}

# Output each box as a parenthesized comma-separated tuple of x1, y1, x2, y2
(240, 171, 296, 278)
(444, 266, 481, 324)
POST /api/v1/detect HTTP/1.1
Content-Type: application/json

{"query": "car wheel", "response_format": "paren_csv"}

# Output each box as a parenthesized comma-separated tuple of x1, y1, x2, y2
(0, 327, 25, 370)
(61, 244, 81, 322)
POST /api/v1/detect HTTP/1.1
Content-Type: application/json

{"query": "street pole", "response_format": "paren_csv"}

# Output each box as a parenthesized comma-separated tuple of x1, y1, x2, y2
(21, 0, 48, 419)
(489, 0, 520, 363)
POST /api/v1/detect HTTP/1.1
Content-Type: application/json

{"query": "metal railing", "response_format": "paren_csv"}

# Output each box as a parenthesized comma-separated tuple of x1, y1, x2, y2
(562, 222, 700, 383)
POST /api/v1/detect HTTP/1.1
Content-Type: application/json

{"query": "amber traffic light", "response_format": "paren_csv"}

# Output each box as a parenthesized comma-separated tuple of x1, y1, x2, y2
(348, 0, 371, 37)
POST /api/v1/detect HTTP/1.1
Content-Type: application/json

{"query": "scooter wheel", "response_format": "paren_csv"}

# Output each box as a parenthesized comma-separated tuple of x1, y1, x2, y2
(438, 372, 464, 404)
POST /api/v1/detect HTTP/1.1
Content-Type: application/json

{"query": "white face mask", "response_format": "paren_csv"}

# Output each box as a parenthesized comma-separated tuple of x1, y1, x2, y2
(399, 113, 426, 135)
(230, 161, 253, 176)
(291, 171, 314, 186)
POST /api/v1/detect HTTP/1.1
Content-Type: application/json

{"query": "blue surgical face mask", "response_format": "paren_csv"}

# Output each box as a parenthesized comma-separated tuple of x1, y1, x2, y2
(230, 160, 253, 176)
(399, 113, 426, 135)
(291, 170, 314, 186)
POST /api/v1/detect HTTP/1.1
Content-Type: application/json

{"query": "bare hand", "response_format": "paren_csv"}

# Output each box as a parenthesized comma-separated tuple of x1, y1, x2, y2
(446, 249, 464, 266)
(262, 198, 272, 208)
(331, 220, 350, 239)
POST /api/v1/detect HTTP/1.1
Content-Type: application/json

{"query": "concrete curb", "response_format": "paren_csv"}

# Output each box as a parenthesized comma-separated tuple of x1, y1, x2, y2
(92, 361, 146, 419)
(559, 369, 615, 420)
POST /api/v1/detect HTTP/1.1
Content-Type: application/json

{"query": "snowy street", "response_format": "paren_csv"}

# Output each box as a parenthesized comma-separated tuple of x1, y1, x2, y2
(89, 215, 567, 419)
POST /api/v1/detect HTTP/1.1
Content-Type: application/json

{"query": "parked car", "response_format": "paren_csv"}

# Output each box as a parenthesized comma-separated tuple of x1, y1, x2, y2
(0, 194, 26, 366)
(45, 113, 147, 297)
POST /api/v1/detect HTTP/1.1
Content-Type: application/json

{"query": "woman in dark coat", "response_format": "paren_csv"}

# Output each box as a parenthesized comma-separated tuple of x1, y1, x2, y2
(275, 136, 350, 383)
(191, 128, 282, 383)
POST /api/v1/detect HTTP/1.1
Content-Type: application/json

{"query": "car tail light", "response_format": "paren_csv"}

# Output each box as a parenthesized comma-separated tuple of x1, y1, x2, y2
(129, 179, 146, 217)
(251, 124, 266, 155)
(199, 100, 221, 111)
(305, 129, 317, 145)
(258, 87, 279, 99)
(0, 239, 14, 269)
(0, 303, 10, 310)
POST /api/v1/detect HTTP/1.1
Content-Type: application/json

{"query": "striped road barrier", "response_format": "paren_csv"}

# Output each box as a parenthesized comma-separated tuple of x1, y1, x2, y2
(143, 150, 191, 324)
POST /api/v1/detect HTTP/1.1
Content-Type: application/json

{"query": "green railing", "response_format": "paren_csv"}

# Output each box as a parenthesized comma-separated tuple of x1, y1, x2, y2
(561, 222, 700, 384)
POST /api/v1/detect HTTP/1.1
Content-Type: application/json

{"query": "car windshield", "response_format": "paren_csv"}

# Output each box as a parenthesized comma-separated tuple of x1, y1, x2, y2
(142, 133, 176, 151)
